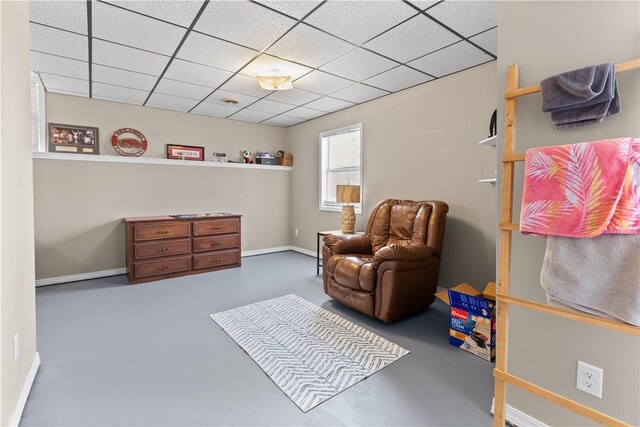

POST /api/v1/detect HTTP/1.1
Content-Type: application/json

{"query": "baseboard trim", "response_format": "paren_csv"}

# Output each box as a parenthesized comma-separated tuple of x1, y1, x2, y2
(9, 352, 40, 427)
(241, 246, 292, 257)
(35, 268, 126, 287)
(491, 398, 548, 427)
(289, 246, 316, 257)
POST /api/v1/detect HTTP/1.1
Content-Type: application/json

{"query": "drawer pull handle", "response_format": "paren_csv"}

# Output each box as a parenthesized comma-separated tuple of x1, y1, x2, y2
(211, 226, 222, 230)
(215, 259, 221, 262)
(211, 242, 222, 246)
(158, 230, 169, 234)
(159, 248, 168, 252)
(159, 265, 169, 270)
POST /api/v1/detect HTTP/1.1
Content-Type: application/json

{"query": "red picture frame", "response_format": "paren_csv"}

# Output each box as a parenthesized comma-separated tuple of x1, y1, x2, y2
(166, 144, 204, 161)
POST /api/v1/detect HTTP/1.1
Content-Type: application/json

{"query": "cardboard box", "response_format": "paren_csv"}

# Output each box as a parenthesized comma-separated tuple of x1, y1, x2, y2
(277, 153, 293, 166)
(435, 282, 496, 361)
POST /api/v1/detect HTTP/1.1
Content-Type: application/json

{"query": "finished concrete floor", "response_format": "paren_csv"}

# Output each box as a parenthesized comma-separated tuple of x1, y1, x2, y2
(23, 251, 495, 426)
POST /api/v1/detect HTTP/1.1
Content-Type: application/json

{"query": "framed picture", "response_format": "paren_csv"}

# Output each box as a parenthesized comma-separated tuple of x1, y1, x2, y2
(48, 123, 99, 155)
(166, 144, 205, 161)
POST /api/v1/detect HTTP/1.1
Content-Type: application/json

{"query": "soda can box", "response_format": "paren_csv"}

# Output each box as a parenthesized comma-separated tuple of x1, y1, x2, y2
(447, 289, 496, 361)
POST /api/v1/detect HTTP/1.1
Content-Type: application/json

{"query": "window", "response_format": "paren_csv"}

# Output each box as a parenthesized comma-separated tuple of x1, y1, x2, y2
(30, 73, 46, 152)
(319, 123, 363, 213)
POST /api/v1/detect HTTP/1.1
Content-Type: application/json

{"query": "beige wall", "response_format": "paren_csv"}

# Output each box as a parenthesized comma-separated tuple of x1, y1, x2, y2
(288, 62, 497, 288)
(1, 1, 37, 424)
(497, 2, 640, 425)
(34, 94, 291, 280)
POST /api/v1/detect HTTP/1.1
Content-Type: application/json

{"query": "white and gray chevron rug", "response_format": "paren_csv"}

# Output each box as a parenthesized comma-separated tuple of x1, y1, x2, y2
(210, 294, 410, 412)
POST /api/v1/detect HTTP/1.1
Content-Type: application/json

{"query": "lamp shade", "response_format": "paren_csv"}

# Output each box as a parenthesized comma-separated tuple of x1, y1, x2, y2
(336, 185, 361, 203)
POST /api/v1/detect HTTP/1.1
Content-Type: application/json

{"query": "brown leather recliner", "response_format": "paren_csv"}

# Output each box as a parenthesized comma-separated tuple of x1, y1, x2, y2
(322, 199, 448, 322)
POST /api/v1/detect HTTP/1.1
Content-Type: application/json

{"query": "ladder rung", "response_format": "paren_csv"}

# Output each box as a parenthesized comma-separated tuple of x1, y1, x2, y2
(500, 222, 519, 231)
(493, 369, 630, 426)
(503, 153, 525, 162)
(497, 293, 640, 336)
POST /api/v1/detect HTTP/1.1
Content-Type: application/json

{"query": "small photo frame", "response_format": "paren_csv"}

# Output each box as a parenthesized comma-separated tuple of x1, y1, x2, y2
(48, 123, 99, 155)
(166, 144, 205, 161)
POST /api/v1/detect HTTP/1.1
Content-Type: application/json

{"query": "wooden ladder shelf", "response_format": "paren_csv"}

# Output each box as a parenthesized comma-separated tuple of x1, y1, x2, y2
(493, 59, 640, 427)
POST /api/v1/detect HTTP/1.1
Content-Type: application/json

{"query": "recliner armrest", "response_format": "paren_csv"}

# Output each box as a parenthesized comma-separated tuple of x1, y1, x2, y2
(324, 234, 372, 255)
(373, 244, 433, 263)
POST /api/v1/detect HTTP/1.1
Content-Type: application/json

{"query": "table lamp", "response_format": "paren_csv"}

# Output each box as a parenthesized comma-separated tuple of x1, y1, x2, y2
(336, 184, 360, 233)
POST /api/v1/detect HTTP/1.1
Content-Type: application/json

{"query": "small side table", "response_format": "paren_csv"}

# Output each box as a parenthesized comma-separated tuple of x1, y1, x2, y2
(316, 230, 365, 275)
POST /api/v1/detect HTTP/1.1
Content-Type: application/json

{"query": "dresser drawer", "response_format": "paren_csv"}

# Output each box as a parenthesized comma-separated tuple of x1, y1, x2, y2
(134, 222, 190, 241)
(134, 239, 191, 260)
(193, 219, 239, 236)
(134, 256, 191, 279)
(193, 235, 239, 253)
(193, 250, 239, 270)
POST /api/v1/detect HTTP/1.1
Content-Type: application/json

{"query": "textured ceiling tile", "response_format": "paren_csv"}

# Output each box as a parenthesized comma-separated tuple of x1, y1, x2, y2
(265, 88, 321, 105)
(469, 28, 497, 56)
(228, 109, 276, 123)
(407, 41, 493, 77)
(255, 0, 322, 19)
(304, 96, 355, 113)
(426, 1, 496, 38)
(283, 106, 325, 120)
(40, 73, 89, 96)
(220, 74, 274, 98)
(363, 14, 460, 63)
(304, 1, 417, 45)
(206, 90, 260, 108)
(92, 1, 186, 55)
(262, 115, 306, 127)
(363, 66, 433, 92)
(195, 0, 296, 51)
(247, 99, 294, 115)
(191, 101, 241, 118)
(164, 59, 233, 89)
(31, 51, 88, 80)
(177, 32, 257, 72)
(241, 54, 312, 80)
(92, 82, 148, 104)
(29, 1, 88, 34)
(266, 24, 354, 68)
(146, 93, 197, 112)
(102, 1, 205, 27)
(92, 64, 157, 90)
(293, 71, 353, 96)
(30, 24, 88, 61)
(330, 83, 387, 104)
(407, 1, 439, 11)
(92, 39, 170, 75)
(320, 48, 397, 82)
(155, 78, 213, 101)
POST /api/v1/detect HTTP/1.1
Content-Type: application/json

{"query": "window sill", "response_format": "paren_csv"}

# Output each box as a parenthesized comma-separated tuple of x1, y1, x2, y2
(320, 205, 363, 215)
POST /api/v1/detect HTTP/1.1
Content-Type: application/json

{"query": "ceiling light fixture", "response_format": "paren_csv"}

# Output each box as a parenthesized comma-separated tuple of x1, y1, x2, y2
(223, 98, 239, 105)
(256, 74, 293, 91)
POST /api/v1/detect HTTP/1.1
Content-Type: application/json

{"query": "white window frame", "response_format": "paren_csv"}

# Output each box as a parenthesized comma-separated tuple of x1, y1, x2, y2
(31, 72, 47, 152)
(319, 123, 363, 214)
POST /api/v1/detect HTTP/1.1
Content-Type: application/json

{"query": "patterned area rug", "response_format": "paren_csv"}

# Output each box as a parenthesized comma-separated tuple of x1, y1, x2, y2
(210, 294, 410, 412)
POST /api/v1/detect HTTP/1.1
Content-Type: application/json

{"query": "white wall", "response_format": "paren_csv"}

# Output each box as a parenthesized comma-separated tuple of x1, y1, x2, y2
(497, 1, 640, 425)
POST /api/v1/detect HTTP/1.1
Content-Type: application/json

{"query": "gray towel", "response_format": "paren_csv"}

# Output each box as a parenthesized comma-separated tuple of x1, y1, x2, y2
(541, 234, 640, 326)
(540, 62, 620, 130)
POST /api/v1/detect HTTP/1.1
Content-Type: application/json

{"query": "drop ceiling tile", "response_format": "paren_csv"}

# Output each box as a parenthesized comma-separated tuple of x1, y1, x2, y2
(363, 66, 433, 92)
(164, 59, 233, 89)
(220, 74, 274, 98)
(102, 1, 205, 27)
(469, 28, 497, 56)
(255, 1, 322, 19)
(241, 54, 312, 80)
(191, 101, 241, 118)
(30, 24, 88, 61)
(177, 32, 257, 72)
(262, 115, 306, 127)
(92, 82, 149, 104)
(304, 96, 355, 113)
(293, 71, 353, 96)
(92, 1, 186, 55)
(320, 48, 397, 82)
(304, 1, 417, 45)
(92, 64, 157, 90)
(229, 109, 275, 123)
(284, 106, 325, 120)
(146, 93, 197, 112)
(206, 90, 259, 108)
(29, 1, 87, 34)
(407, 41, 493, 77)
(331, 83, 387, 104)
(154, 78, 213, 101)
(31, 51, 88, 80)
(426, 1, 496, 38)
(195, 1, 296, 51)
(266, 24, 354, 68)
(40, 73, 89, 96)
(92, 39, 170, 75)
(247, 99, 294, 115)
(407, 1, 439, 11)
(363, 14, 460, 63)
(265, 88, 321, 105)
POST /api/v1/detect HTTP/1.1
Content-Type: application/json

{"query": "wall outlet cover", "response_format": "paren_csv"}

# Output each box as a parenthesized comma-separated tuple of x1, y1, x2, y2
(577, 360, 603, 399)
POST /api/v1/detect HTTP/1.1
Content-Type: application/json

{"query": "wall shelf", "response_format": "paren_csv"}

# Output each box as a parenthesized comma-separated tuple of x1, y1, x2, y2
(479, 135, 497, 146)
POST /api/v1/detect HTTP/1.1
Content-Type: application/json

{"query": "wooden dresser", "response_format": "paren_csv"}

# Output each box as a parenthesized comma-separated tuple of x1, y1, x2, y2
(124, 214, 241, 284)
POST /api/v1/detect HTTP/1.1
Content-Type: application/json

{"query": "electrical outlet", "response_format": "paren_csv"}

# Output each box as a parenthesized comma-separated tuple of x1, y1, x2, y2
(294, 228, 299, 237)
(13, 333, 19, 362)
(577, 361, 603, 398)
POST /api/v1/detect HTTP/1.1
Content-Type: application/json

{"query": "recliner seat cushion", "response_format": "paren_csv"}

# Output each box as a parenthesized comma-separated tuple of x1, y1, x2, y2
(331, 255, 376, 292)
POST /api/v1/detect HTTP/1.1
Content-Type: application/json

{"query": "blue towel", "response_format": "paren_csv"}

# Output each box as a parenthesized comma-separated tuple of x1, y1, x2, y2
(540, 62, 620, 130)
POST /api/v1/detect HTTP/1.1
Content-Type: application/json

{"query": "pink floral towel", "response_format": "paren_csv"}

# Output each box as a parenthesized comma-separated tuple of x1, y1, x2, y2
(521, 137, 640, 237)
